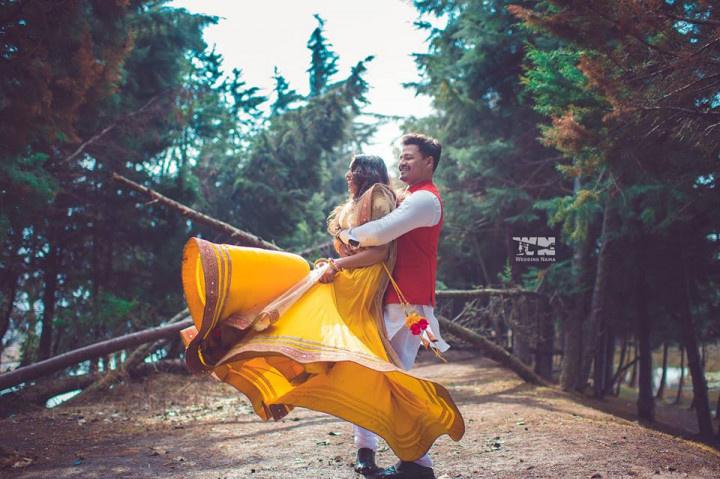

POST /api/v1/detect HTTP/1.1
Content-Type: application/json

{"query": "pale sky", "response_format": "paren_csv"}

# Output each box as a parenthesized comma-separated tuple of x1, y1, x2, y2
(169, 0, 437, 172)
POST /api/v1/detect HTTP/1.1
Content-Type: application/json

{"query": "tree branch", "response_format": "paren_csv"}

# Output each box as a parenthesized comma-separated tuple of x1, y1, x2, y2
(112, 173, 282, 251)
(63, 94, 164, 165)
(661, 13, 720, 28)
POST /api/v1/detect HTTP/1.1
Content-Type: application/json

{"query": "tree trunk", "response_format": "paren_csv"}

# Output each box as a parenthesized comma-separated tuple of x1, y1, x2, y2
(655, 342, 669, 400)
(0, 269, 19, 368)
(560, 216, 594, 391)
(534, 296, 554, 380)
(38, 236, 61, 361)
(678, 263, 713, 438)
(0, 359, 187, 416)
(578, 193, 618, 392)
(593, 330, 612, 398)
(438, 315, 550, 386)
(674, 346, 685, 405)
(610, 336, 627, 396)
(112, 173, 281, 251)
(635, 250, 654, 421)
(511, 296, 532, 366)
(0, 373, 100, 413)
(604, 331, 615, 395)
(0, 311, 190, 391)
(629, 341, 639, 387)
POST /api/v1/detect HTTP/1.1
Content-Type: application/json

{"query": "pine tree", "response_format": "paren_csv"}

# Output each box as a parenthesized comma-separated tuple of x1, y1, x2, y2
(307, 14, 339, 97)
(511, 0, 720, 433)
(271, 67, 302, 116)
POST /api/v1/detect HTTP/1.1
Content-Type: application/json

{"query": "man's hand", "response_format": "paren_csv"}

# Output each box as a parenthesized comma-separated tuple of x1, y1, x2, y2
(336, 241, 356, 257)
(337, 229, 359, 247)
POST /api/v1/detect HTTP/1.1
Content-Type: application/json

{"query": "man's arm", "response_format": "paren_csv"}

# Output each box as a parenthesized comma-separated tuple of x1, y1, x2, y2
(338, 190, 441, 247)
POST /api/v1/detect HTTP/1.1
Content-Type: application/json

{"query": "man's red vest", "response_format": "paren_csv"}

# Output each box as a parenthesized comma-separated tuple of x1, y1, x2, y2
(384, 180, 443, 307)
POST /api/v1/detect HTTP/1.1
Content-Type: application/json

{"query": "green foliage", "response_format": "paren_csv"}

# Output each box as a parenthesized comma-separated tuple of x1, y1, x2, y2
(307, 14, 339, 98)
(534, 187, 602, 244)
(497, 259, 513, 287)
(271, 67, 302, 116)
(407, 0, 565, 288)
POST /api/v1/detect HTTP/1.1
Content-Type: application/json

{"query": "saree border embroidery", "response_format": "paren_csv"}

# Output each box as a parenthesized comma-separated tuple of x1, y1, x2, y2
(184, 239, 233, 373)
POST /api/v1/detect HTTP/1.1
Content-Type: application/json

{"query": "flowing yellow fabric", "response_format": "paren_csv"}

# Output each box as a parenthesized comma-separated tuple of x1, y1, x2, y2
(180, 187, 464, 461)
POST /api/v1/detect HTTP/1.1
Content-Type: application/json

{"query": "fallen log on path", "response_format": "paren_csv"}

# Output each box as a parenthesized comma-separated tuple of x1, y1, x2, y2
(437, 315, 551, 387)
(0, 312, 192, 391)
(0, 359, 187, 416)
(0, 374, 101, 411)
(79, 309, 189, 397)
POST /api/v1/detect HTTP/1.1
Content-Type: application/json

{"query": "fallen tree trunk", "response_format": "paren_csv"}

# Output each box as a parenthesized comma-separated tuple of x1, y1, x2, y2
(437, 289, 543, 299)
(81, 309, 189, 395)
(0, 359, 188, 415)
(130, 359, 187, 377)
(0, 311, 191, 391)
(1, 373, 101, 409)
(437, 315, 551, 386)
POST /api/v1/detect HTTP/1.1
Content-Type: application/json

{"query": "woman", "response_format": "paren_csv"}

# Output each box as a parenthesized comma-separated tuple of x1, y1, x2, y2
(180, 155, 464, 463)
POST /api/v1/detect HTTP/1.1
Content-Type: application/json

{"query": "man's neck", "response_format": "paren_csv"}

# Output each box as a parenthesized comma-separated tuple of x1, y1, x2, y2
(406, 177, 433, 189)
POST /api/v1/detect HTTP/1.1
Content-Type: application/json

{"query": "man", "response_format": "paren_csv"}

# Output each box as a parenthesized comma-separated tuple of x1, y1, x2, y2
(338, 133, 449, 479)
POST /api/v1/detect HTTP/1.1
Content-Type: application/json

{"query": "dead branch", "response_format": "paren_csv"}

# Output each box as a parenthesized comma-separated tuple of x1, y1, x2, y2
(112, 173, 281, 251)
(0, 311, 192, 391)
(437, 315, 551, 386)
(63, 95, 163, 165)
(437, 289, 543, 299)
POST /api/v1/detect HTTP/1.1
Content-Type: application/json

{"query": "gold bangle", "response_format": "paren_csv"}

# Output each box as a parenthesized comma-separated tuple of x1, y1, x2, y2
(328, 258, 342, 272)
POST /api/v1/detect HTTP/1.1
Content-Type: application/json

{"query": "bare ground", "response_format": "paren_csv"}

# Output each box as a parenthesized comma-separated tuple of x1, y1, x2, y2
(1, 350, 719, 479)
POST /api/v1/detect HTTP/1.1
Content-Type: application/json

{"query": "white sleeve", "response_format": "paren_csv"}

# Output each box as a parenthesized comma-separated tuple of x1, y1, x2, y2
(345, 190, 441, 247)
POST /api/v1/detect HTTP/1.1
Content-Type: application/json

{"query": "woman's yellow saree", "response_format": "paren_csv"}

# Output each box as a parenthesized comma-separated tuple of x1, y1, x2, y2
(180, 184, 464, 461)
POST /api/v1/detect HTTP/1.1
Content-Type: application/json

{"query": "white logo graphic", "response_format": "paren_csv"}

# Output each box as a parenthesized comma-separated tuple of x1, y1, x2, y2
(512, 236, 556, 263)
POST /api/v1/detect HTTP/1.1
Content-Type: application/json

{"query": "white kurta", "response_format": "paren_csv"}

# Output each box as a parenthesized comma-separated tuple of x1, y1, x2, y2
(344, 187, 447, 467)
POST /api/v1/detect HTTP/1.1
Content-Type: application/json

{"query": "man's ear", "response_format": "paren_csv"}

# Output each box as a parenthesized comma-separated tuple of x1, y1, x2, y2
(424, 155, 434, 170)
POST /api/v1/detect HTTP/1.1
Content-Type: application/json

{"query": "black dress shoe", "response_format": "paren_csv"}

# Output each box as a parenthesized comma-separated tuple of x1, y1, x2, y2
(375, 461, 436, 479)
(354, 448, 380, 475)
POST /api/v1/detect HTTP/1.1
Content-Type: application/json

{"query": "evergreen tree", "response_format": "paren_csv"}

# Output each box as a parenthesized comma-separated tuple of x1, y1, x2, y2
(511, 0, 720, 433)
(307, 14, 339, 97)
(271, 67, 302, 116)
(409, 0, 565, 289)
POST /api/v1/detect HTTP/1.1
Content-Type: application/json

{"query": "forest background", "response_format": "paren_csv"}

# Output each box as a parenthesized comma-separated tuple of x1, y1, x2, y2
(1, 0, 719, 439)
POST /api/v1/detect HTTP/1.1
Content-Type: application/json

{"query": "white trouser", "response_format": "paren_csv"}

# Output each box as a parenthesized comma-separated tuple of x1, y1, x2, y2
(352, 304, 449, 468)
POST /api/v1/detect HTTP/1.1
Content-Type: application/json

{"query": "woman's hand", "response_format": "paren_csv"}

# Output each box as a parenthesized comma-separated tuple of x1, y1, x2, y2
(319, 267, 338, 283)
(316, 258, 342, 283)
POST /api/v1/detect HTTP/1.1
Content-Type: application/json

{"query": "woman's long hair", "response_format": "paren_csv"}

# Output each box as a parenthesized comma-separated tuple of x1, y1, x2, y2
(327, 154, 389, 237)
(350, 155, 389, 200)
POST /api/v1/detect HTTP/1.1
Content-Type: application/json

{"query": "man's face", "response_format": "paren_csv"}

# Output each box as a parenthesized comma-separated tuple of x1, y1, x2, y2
(398, 144, 433, 185)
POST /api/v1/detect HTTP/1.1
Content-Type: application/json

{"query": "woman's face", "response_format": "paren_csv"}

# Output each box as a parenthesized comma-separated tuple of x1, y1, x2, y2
(345, 163, 358, 196)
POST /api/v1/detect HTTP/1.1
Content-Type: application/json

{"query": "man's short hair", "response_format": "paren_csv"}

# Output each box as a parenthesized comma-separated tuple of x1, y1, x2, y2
(401, 133, 442, 171)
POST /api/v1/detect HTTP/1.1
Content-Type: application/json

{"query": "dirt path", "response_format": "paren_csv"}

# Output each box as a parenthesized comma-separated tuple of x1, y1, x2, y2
(2, 350, 719, 478)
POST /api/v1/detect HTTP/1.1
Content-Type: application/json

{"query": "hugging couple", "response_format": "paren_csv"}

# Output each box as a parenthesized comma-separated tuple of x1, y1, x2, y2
(180, 133, 464, 478)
